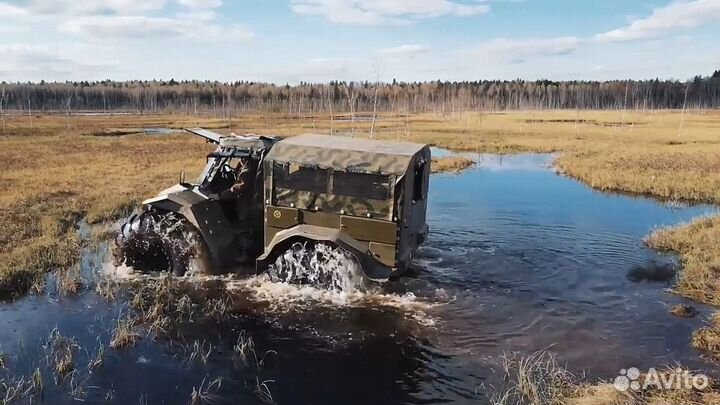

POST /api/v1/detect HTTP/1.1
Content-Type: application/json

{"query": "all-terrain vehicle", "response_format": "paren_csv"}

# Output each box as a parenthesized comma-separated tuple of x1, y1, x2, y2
(115, 129, 431, 283)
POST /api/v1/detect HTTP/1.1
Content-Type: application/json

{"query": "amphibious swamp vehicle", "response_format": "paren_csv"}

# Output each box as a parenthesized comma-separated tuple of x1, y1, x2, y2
(115, 129, 430, 283)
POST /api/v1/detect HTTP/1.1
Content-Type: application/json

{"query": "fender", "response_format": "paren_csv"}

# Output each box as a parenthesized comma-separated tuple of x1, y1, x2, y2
(256, 224, 393, 282)
(142, 185, 235, 266)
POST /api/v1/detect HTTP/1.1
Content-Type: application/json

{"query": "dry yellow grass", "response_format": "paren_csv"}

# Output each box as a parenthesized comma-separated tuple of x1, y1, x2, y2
(432, 156, 475, 173)
(497, 350, 718, 405)
(692, 313, 720, 359)
(646, 216, 720, 307)
(0, 109, 718, 300)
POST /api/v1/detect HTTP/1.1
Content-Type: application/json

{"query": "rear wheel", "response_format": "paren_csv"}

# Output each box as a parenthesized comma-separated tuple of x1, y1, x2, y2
(266, 240, 363, 291)
(113, 211, 198, 276)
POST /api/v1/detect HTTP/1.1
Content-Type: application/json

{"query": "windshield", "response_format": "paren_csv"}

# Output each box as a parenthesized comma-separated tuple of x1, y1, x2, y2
(200, 154, 251, 194)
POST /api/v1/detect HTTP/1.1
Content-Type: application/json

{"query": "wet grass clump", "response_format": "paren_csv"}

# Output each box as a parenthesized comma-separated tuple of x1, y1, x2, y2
(493, 351, 720, 405)
(45, 329, 79, 376)
(646, 216, 720, 307)
(110, 316, 142, 350)
(671, 304, 699, 318)
(431, 156, 475, 174)
(692, 313, 720, 359)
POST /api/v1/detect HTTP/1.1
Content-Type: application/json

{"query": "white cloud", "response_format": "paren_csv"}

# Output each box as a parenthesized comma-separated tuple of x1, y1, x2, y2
(0, 44, 115, 80)
(291, 0, 489, 25)
(379, 44, 431, 56)
(0, 2, 29, 17)
(595, 0, 720, 43)
(58, 15, 253, 41)
(470, 37, 583, 63)
(24, 0, 167, 16)
(178, 0, 223, 9)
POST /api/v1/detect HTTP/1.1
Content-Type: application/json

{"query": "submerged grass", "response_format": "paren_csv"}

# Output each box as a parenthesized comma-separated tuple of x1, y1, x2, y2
(110, 316, 142, 350)
(45, 329, 79, 377)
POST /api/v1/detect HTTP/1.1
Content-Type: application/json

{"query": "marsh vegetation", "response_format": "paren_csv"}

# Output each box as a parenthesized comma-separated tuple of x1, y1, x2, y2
(0, 108, 719, 403)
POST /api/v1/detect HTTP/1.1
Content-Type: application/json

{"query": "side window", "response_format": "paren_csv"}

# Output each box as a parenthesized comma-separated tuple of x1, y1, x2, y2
(332, 172, 390, 200)
(274, 163, 328, 193)
(413, 161, 426, 202)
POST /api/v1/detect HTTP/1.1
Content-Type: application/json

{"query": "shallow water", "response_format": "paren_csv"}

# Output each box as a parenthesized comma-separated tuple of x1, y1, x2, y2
(1, 154, 717, 404)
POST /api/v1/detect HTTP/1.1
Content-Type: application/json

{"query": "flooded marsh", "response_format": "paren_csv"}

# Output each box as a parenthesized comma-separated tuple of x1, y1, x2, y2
(1, 153, 718, 404)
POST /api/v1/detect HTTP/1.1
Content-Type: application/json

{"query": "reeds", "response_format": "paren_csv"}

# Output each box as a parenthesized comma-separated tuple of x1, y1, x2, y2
(110, 316, 142, 349)
(254, 378, 275, 404)
(184, 340, 213, 367)
(493, 351, 717, 405)
(189, 376, 223, 405)
(1, 368, 44, 404)
(44, 329, 79, 376)
(55, 267, 83, 296)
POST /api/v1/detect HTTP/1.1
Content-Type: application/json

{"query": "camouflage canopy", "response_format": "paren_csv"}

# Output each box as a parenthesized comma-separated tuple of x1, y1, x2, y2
(219, 135, 277, 150)
(265, 134, 429, 175)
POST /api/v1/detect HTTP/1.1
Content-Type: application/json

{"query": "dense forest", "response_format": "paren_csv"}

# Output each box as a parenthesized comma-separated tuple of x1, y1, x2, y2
(1, 71, 719, 114)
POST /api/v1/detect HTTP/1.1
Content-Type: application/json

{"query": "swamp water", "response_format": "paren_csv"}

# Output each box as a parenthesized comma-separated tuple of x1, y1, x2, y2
(0, 154, 717, 404)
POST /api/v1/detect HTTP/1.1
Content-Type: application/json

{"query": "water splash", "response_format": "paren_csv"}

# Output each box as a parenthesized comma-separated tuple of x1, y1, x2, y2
(268, 242, 364, 293)
(113, 212, 200, 275)
(107, 230, 440, 325)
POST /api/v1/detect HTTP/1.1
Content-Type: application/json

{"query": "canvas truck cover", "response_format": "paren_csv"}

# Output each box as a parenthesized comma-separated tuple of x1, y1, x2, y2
(265, 134, 429, 175)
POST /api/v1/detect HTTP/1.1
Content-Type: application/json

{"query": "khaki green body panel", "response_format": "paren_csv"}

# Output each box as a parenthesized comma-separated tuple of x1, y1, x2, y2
(265, 226, 285, 248)
(368, 242, 396, 267)
(264, 205, 399, 268)
(301, 210, 342, 228)
(340, 216, 397, 245)
(266, 206, 301, 229)
(186, 200, 236, 263)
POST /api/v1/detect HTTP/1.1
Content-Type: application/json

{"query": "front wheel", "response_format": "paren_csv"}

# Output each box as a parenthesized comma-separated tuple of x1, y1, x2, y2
(113, 211, 198, 276)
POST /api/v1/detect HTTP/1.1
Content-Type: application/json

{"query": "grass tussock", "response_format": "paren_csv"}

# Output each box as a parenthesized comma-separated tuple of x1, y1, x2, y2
(691, 312, 720, 359)
(95, 278, 117, 301)
(55, 266, 83, 296)
(494, 351, 718, 405)
(110, 316, 142, 349)
(670, 304, 699, 318)
(189, 376, 223, 405)
(645, 216, 720, 306)
(44, 329, 79, 376)
(0, 368, 44, 404)
(432, 156, 475, 173)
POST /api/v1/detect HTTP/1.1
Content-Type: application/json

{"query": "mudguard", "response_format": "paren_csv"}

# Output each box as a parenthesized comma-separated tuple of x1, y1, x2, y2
(256, 225, 393, 282)
(142, 185, 236, 266)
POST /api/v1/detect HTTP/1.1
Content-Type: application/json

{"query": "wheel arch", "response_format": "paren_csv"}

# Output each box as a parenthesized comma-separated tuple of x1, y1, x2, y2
(256, 225, 393, 282)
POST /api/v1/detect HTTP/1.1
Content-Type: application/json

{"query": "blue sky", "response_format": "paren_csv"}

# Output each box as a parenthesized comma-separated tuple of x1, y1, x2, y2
(0, 0, 719, 83)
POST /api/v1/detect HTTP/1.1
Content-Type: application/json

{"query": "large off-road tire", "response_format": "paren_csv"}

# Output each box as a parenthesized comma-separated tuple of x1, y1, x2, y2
(113, 211, 197, 276)
(266, 240, 363, 291)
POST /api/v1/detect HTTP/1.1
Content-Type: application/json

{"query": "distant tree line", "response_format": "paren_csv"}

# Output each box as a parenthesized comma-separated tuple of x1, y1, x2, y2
(1, 72, 719, 114)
